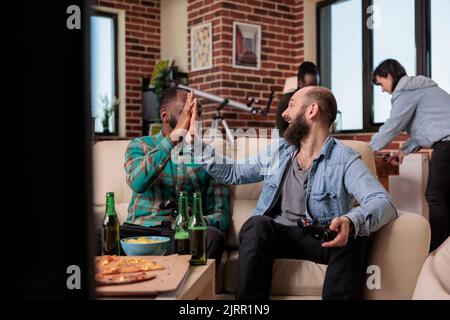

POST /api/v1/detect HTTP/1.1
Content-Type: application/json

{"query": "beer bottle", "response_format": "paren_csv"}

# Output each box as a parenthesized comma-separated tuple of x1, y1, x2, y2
(174, 191, 190, 255)
(172, 149, 184, 229)
(188, 192, 207, 265)
(101, 192, 120, 256)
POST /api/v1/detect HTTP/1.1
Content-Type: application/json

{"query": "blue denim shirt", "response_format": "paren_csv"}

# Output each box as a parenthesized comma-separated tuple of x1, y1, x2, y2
(197, 136, 397, 236)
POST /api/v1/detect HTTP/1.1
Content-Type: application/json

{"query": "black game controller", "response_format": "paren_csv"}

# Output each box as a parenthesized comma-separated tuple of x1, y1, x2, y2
(297, 217, 337, 242)
(159, 200, 178, 219)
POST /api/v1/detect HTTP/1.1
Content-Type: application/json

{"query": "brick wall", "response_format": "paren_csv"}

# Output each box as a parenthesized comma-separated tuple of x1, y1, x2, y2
(94, 0, 430, 159)
(97, 0, 161, 138)
(187, 0, 304, 133)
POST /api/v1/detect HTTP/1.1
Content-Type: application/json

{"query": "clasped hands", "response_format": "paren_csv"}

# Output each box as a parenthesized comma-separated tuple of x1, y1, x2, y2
(169, 91, 198, 145)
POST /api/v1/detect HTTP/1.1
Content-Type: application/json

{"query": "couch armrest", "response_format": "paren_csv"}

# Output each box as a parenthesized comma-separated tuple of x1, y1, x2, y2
(413, 237, 450, 299)
(362, 211, 430, 299)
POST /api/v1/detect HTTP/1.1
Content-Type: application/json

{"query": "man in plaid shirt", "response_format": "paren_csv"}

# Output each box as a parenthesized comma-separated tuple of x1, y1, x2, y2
(124, 87, 230, 265)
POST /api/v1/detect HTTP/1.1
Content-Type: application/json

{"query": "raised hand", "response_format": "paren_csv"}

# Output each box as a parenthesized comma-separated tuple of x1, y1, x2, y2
(169, 91, 195, 144)
(186, 97, 198, 144)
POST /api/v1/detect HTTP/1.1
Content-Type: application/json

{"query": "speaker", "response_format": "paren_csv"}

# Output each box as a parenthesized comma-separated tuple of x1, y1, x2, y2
(142, 88, 160, 122)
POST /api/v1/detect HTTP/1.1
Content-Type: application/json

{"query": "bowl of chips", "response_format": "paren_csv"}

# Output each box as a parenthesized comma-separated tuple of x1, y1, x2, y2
(120, 236, 171, 256)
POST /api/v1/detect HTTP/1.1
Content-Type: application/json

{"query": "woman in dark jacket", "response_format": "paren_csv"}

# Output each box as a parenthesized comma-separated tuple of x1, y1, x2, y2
(370, 59, 450, 252)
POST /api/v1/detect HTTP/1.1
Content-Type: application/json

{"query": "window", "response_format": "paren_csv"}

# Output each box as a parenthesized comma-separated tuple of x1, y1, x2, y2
(372, 0, 416, 124)
(319, 0, 363, 130)
(90, 11, 118, 134)
(317, 0, 450, 132)
(430, 0, 450, 94)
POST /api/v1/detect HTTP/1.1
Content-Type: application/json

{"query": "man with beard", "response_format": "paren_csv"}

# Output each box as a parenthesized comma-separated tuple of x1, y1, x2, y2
(189, 86, 397, 299)
(123, 87, 229, 268)
(276, 61, 319, 136)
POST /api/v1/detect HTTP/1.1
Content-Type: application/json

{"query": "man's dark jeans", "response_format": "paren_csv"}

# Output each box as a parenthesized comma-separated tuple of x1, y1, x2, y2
(426, 141, 450, 252)
(236, 215, 369, 300)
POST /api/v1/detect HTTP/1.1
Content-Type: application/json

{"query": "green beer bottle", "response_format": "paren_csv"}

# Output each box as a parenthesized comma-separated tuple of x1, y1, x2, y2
(188, 192, 207, 265)
(101, 192, 120, 256)
(175, 191, 190, 255)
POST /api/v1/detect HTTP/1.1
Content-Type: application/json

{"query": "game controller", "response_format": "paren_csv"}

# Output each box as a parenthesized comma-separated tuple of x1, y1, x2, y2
(297, 217, 337, 242)
(159, 200, 178, 219)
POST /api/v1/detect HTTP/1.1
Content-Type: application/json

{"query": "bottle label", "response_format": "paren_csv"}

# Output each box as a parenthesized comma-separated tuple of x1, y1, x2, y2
(175, 231, 189, 240)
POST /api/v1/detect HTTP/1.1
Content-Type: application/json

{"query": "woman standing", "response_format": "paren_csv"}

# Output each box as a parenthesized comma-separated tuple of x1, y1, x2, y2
(370, 59, 450, 252)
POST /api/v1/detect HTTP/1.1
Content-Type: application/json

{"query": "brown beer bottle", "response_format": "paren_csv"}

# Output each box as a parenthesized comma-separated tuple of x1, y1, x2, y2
(175, 191, 190, 255)
(188, 192, 207, 265)
(101, 192, 120, 256)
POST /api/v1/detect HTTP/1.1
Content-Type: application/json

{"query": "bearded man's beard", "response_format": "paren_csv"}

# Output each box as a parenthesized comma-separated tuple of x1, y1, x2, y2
(283, 109, 310, 148)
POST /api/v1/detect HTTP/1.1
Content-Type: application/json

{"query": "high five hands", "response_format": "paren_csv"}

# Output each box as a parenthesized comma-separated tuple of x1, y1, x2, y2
(186, 91, 198, 144)
(169, 91, 197, 144)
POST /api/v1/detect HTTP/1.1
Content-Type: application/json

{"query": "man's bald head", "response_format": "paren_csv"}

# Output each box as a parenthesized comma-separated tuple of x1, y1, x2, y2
(293, 86, 337, 127)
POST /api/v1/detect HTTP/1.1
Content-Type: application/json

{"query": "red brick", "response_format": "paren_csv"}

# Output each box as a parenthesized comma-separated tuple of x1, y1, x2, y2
(386, 142, 400, 149)
(354, 134, 372, 142)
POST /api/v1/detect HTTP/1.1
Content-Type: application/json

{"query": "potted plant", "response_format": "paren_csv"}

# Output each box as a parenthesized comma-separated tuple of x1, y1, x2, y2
(149, 59, 173, 115)
(99, 95, 119, 134)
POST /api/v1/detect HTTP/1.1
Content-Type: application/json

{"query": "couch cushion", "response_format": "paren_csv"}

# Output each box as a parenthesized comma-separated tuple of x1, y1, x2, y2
(93, 140, 132, 206)
(226, 199, 258, 248)
(229, 182, 263, 201)
(223, 249, 327, 296)
(413, 236, 450, 300)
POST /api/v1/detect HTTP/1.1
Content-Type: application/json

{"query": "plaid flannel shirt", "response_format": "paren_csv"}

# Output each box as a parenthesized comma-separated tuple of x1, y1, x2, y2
(124, 131, 230, 230)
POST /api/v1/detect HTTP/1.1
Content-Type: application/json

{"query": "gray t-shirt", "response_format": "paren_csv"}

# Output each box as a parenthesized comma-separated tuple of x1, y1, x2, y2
(273, 157, 309, 226)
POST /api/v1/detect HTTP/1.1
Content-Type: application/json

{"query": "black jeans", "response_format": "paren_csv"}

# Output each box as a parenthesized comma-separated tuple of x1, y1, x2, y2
(236, 215, 369, 300)
(426, 141, 450, 252)
(96, 222, 225, 269)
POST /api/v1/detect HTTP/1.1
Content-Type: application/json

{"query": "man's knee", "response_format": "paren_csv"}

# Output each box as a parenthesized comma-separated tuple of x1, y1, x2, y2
(207, 227, 225, 249)
(238, 215, 274, 242)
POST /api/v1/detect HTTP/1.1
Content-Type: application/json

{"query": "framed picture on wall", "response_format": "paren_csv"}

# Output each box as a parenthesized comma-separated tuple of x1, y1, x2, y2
(190, 22, 213, 71)
(232, 22, 261, 70)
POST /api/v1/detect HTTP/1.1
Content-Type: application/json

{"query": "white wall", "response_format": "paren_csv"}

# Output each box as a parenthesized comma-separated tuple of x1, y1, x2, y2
(303, 0, 320, 63)
(161, 0, 188, 72)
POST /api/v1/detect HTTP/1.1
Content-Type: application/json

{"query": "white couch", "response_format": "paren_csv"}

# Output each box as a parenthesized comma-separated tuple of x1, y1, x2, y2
(93, 138, 431, 299)
(413, 236, 450, 299)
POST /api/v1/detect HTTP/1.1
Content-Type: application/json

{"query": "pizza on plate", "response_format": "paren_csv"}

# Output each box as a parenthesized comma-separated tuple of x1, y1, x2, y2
(95, 255, 164, 286)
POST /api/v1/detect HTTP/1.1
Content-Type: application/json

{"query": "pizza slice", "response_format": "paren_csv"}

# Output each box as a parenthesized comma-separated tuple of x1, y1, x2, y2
(96, 271, 156, 286)
(95, 256, 165, 285)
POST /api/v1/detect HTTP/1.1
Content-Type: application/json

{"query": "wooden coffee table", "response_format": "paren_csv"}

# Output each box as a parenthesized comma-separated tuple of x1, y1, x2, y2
(157, 259, 215, 300)
(97, 258, 216, 300)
